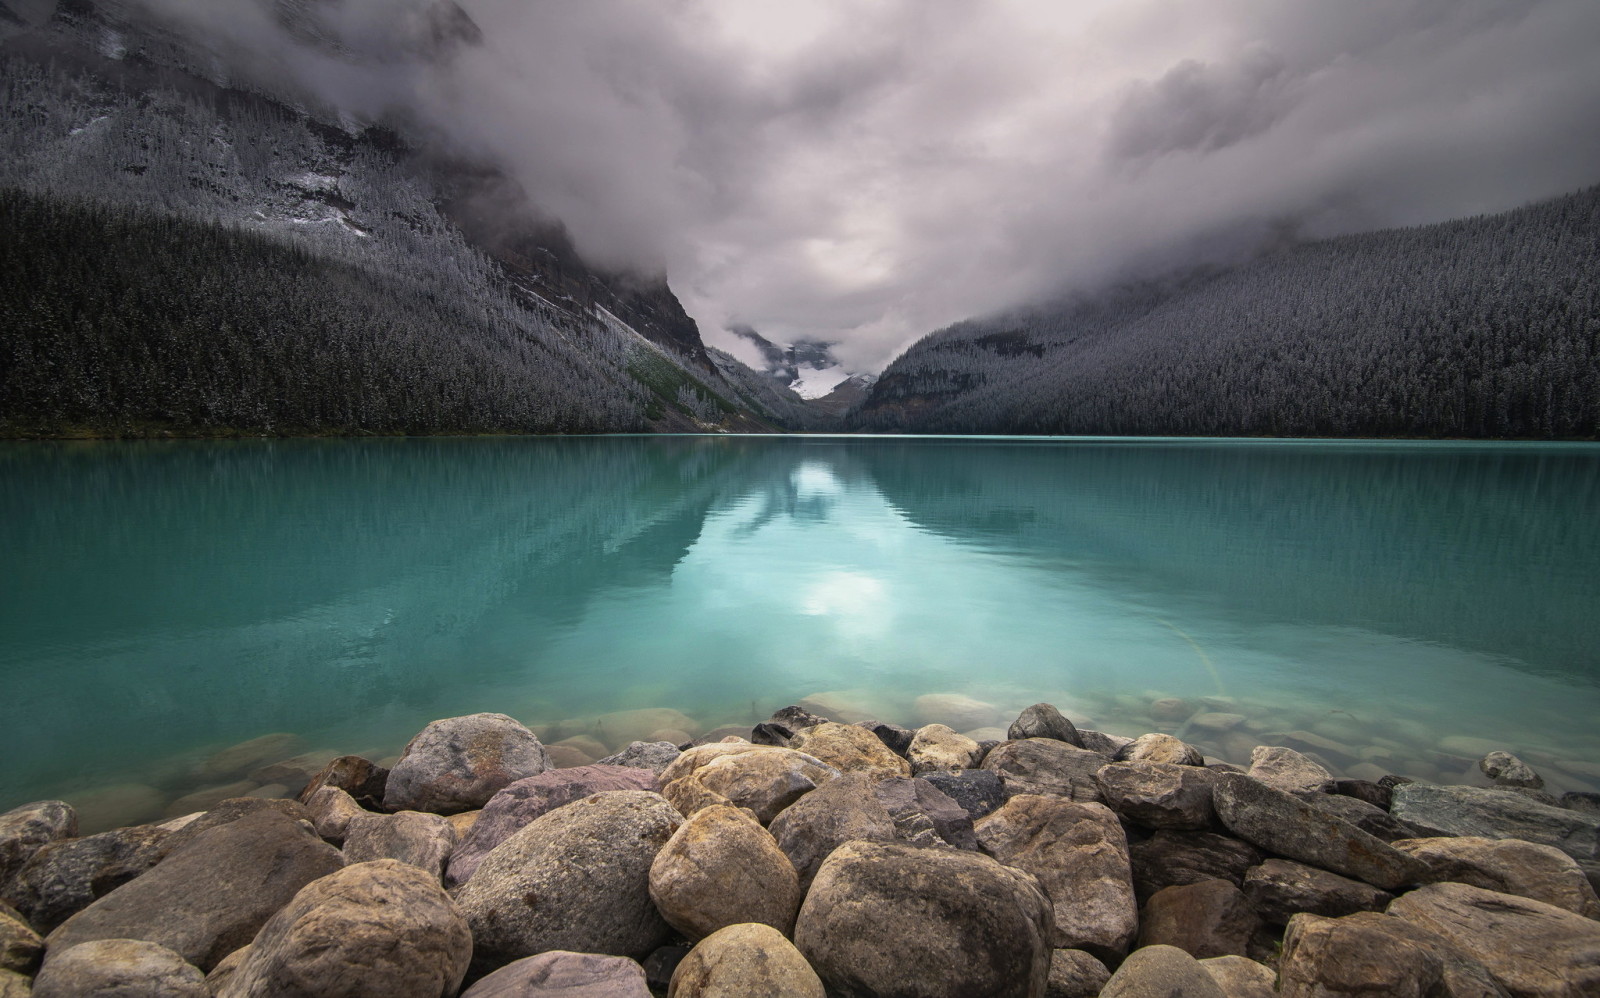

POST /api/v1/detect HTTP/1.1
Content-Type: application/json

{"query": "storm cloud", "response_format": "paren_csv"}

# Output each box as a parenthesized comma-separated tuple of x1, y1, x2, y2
(132, 0, 1600, 372)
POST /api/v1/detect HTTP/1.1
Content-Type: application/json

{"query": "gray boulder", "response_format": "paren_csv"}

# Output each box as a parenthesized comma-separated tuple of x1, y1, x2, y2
(44, 810, 342, 972)
(1391, 835, 1600, 917)
(342, 811, 456, 880)
(453, 791, 681, 963)
(1390, 783, 1600, 868)
(1247, 746, 1334, 794)
(463, 951, 651, 998)
(1241, 858, 1393, 925)
(1045, 949, 1109, 998)
(1117, 733, 1205, 767)
(32, 939, 206, 998)
(384, 713, 551, 815)
(5, 825, 169, 932)
(767, 775, 897, 889)
(873, 777, 978, 850)
(304, 785, 366, 843)
(906, 725, 983, 775)
(920, 769, 1009, 821)
(685, 750, 839, 824)
(159, 797, 310, 855)
(668, 923, 824, 998)
(794, 840, 1053, 998)
(1099, 945, 1226, 998)
(1128, 830, 1262, 904)
(975, 795, 1137, 959)
(1008, 704, 1083, 746)
(596, 742, 682, 775)
(1481, 751, 1544, 789)
(983, 739, 1110, 801)
(1095, 761, 1216, 830)
(1211, 773, 1425, 890)
(446, 765, 657, 886)
(215, 859, 470, 998)
(0, 803, 76, 895)
(1137, 880, 1257, 959)
(1388, 881, 1600, 996)
(1295, 791, 1421, 842)
(648, 806, 800, 941)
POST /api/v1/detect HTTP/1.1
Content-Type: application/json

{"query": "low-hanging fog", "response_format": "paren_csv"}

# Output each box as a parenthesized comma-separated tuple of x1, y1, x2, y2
(131, 0, 1600, 372)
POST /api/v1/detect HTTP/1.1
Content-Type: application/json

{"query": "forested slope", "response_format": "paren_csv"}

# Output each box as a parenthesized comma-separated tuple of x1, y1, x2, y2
(857, 187, 1600, 438)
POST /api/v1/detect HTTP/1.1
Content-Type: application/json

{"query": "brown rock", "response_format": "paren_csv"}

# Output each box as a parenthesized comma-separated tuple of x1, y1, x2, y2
(907, 724, 984, 775)
(661, 773, 739, 820)
(689, 750, 839, 824)
(1095, 761, 1216, 830)
(1118, 733, 1205, 767)
(1274, 911, 1510, 998)
(1241, 858, 1393, 925)
(874, 777, 979, 850)
(158, 797, 311, 854)
(1149, 698, 1194, 722)
(6, 825, 171, 932)
(33, 938, 207, 998)
(1247, 746, 1334, 794)
(668, 923, 824, 998)
(1045, 949, 1109, 998)
(44, 810, 343, 972)
(463, 951, 651, 998)
(649, 806, 801, 941)
(0, 969, 29, 997)
(1009, 704, 1084, 746)
(0, 803, 76, 894)
(1198, 955, 1276, 998)
(383, 713, 551, 815)
(789, 723, 910, 779)
(794, 840, 1053, 998)
(1100, 945, 1226, 998)
(304, 786, 365, 843)
(297, 755, 388, 809)
(215, 860, 471, 998)
(1138, 880, 1258, 959)
(975, 795, 1137, 959)
(1391, 835, 1600, 918)
(0, 907, 41, 975)
(983, 738, 1110, 801)
(767, 775, 896, 889)
(1129, 830, 1263, 904)
(342, 811, 456, 880)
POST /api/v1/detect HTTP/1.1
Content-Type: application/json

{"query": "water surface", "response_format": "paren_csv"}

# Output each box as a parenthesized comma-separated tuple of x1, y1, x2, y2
(3, 435, 1599, 822)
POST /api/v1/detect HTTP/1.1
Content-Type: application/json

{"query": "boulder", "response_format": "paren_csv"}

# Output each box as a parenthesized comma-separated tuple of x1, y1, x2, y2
(1211, 773, 1426, 890)
(874, 777, 978, 850)
(1278, 912, 1446, 997)
(919, 769, 1009, 821)
(1388, 881, 1600, 995)
(1117, 733, 1205, 767)
(1045, 949, 1109, 998)
(1247, 746, 1334, 794)
(304, 786, 366, 843)
(1241, 858, 1393, 925)
(1095, 761, 1216, 830)
(43, 810, 343, 972)
(649, 806, 801, 941)
(1390, 783, 1600, 868)
(1099, 945, 1226, 998)
(1332, 778, 1391, 810)
(0, 969, 28, 997)
(688, 750, 839, 824)
(1481, 751, 1544, 789)
(200, 733, 305, 782)
(1198, 956, 1276, 998)
(975, 795, 1137, 959)
(983, 738, 1110, 801)
(0, 803, 76, 894)
(32, 939, 207, 998)
(1078, 730, 1136, 758)
(906, 725, 983, 775)
(1391, 835, 1600, 917)
(1128, 830, 1263, 904)
(1564, 792, 1600, 815)
(913, 693, 1003, 731)
(596, 742, 682, 775)
(159, 797, 311, 854)
(463, 951, 651, 998)
(855, 720, 916, 757)
(668, 923, 824, 998)
(789, 723, 910, 779)
(297, 755, 389, 810)
(215, 860, 470, 998)
(1137, 880, 1257, 958)
(6, 825, 170, 932)
(1295, 791, 1420, 842)
(383, 713, 551, 815)
(342, 811, 456, 880)
(750, 706, 831, 747)
(0, 907, 41, 975)
(767, 775, 897, 889)
(794, 840, 1053, 998)
(661, 773, 740, 820)
(203, 945, 249, 994)
(594, 708, 702, 749)
(453, 791, 681, 963)
(445, 765, 658, 886)
(1009, 704, 1084, 746)
(659, 744, 774, 785)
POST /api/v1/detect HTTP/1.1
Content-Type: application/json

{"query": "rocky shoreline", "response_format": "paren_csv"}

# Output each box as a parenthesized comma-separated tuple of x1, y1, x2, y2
(3, 699, 1600, 997)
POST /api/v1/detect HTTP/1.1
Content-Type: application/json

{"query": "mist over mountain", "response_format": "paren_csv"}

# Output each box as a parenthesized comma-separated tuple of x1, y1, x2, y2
(855, 187, 1600, 439)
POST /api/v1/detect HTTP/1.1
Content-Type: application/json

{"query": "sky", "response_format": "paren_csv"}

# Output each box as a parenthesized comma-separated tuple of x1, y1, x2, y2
(136, 0, 1600, 373)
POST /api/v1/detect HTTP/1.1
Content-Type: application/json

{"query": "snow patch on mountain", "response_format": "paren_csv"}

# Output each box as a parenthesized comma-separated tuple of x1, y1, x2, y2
(789, 364, 852, 400)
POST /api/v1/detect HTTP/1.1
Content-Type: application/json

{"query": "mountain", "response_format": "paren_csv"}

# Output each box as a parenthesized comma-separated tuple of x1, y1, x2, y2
(726, 326, 867, 418)
(0, 0, 812, 436)
(854, 187, 1600, 439)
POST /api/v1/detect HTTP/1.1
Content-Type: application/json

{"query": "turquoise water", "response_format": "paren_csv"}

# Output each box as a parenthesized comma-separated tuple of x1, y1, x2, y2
(3, 435, 1600, 824)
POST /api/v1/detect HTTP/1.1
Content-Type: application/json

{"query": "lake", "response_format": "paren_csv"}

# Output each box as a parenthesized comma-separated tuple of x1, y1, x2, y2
(3, 435, 1599, 828)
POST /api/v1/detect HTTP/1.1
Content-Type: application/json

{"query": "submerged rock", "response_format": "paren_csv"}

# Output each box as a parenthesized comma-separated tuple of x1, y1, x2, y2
(913, 693, 1004, 731)
(383, 713, 551, 815)
(200, 733, 304, 782)
(794, 840, 1053, 998)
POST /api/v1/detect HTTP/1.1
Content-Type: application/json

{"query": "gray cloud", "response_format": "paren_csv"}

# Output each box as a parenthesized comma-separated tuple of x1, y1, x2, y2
(126, 0, 1600, 372)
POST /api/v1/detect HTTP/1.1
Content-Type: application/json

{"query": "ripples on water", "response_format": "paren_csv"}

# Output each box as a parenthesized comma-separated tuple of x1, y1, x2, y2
(2, 435, 1598, 826)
